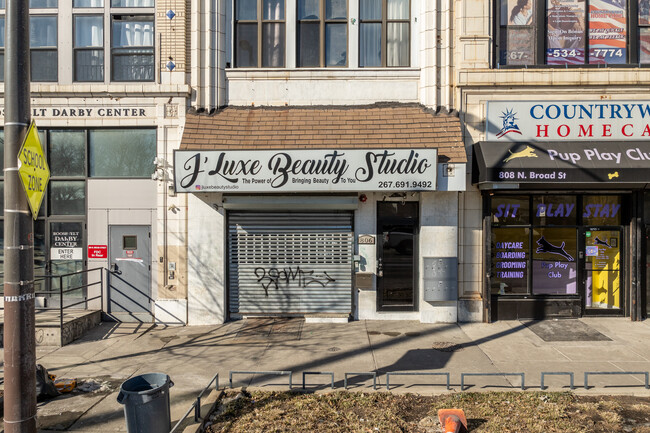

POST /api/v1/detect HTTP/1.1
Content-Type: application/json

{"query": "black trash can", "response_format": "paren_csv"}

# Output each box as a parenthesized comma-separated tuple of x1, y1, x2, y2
(117, 373, 174, 433)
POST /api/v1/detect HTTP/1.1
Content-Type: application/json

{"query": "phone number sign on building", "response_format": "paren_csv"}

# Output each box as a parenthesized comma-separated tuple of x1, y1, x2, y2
(174, 149, 438, 193)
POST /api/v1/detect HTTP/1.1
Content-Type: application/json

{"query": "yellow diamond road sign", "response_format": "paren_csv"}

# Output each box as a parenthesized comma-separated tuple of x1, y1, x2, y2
(17, 121, 50, 220)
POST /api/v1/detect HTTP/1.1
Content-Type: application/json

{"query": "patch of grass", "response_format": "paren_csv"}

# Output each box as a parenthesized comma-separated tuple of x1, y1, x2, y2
(205, 390, 650, 433)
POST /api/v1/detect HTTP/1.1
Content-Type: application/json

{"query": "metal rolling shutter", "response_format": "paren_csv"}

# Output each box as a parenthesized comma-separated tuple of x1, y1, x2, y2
(228, 212, 353, 315)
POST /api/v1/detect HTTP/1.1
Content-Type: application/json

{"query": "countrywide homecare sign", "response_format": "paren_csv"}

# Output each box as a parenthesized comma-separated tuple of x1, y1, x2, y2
(174, 149, 438, 193)
(487, 101, 650, 141)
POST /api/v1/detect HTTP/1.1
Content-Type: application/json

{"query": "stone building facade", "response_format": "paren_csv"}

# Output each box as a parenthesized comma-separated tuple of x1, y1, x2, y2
(456, 0, 649, 321)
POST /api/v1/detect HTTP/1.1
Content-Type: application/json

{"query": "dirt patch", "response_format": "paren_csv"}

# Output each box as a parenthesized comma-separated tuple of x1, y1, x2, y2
(205, 391, 650, 433)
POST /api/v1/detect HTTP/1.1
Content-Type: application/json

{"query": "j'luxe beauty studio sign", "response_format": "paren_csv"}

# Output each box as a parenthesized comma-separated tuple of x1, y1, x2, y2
(173, 149, 438, 193)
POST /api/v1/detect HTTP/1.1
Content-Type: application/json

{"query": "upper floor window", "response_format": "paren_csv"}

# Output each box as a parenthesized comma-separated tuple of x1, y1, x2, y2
(30, 0, 57, 7)
(497, 0, 650, 66)
(235, 0, 286, 67)
(30, 15, 57, 81)
(75, 15, 104, 81)
(74, 0, 105, 6)
(297, 0, 347, 67)
(111, 0, 155, 6)
(359, 0, 410, 67)
(111, 15, 154, 81)
(0, 0, 60, 7)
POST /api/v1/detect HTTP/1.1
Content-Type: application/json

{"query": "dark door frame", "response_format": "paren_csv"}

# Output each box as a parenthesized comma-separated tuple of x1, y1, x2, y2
(376, 201, 419, 312)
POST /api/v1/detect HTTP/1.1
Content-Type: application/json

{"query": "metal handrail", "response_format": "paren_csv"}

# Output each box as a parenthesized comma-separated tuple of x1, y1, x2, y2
(170, 373, 220, 433)
(2, 267, 106, 346)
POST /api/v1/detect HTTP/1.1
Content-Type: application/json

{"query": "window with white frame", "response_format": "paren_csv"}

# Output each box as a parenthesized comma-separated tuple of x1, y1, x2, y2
(0, 0, 155, 83)
(297, 0, 348, 67)
(71, 0, 155, 82)
(359, 0, 410, 67)
(30, 15, 58, 81)
(111, 15, 154, 81)
(73, 0, 105, 6)
(111, 0, 154, 6)
(30, 0, 58, 8)
(235, 0, 286, 67)
(74, 15, 104, 81)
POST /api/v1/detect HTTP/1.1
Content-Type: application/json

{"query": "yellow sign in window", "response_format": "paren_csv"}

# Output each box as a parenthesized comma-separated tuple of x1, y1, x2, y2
(17, 121, 50, 220)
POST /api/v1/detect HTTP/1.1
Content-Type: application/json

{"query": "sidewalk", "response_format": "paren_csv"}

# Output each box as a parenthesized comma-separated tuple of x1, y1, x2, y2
(3, 317, 650, 432)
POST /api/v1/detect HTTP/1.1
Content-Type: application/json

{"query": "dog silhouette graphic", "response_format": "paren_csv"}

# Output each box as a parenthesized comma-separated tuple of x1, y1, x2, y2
(536, 236, 574, 261)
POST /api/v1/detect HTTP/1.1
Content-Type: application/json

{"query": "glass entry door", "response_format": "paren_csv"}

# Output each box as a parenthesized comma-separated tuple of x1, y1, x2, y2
(47, 221, 86, 308)
(377, 202, 418, 311)
(583, 228, 622, 312)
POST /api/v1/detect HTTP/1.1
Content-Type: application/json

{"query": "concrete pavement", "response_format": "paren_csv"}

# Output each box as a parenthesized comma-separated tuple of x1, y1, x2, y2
(2, 317, 650, 432)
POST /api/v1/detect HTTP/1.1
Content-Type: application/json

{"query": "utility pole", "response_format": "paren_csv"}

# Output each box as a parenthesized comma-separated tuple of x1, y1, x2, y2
(3, 0, 36, 431)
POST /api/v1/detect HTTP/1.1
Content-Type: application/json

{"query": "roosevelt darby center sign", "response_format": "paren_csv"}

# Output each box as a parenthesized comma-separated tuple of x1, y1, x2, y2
(487, 101, 650, 141)
(174, 149, 438, 193)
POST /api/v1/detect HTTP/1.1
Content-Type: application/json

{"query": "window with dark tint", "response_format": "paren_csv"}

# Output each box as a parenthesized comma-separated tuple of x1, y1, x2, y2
(532, 195, 577, 226)
(491, 227, 530, 294)
(491, 195, 529, 225)
(89, 129, 156, 177)
(49, 130, 86, 177)
(235, 0, 286, 67)
(30, 16, 57, 82)
(497, 0, 649, 66)
(531, 227, 577, 295)
(123, 235, 137, 249)
(583, 195, 622, 226)
(360, 0, 410, 67)
(112, 15, 154, 81)
(49, 181, 86, 215)
(75, 16, 104, 82)
(297, 0, 347, 67)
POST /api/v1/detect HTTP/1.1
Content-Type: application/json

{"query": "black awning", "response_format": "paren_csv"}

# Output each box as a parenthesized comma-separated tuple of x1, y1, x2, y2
(474, 141, 650, 185)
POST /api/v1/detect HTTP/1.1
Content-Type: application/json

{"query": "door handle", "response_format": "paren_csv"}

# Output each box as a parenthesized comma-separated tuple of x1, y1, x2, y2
(110, 263, 121, 274)
(377, 258, 383, 277)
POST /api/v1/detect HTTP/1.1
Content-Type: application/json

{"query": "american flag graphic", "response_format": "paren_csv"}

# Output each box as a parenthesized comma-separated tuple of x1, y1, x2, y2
(588, 0, 627, 64)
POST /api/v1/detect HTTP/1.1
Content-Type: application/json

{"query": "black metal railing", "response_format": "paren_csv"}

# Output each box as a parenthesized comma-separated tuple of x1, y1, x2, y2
(2, 267, 105, 346)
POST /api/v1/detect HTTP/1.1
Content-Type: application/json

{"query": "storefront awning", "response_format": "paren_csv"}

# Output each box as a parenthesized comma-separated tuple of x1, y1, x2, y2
(180, 104, 465, 159)
(474, 141, 650, 186)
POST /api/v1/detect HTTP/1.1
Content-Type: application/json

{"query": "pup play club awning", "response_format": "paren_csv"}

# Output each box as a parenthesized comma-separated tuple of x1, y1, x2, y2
(473, 141, 650, 185)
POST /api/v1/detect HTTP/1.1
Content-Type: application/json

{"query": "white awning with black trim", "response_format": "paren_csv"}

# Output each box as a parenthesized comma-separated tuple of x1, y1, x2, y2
(474, 141, 650, 185)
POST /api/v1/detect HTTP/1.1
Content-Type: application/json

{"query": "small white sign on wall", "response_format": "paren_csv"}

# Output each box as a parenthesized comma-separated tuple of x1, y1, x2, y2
(357, 235, 376, 274)
(50, 248, 83, 260)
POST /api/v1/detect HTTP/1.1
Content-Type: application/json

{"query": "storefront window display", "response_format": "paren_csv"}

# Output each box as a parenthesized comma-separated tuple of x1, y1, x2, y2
(490, 194, 625, 301)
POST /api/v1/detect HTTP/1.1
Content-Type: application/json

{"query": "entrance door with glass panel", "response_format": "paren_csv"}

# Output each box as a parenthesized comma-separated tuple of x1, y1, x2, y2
(582, 228, 623, 313)
(108, 225, 152, 322)
(377, 202, 418, 311)
(48, 221, 86, 308)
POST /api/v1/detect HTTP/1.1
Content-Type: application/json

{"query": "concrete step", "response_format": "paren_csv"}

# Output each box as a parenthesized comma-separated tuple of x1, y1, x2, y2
(0, 309, 102, 347)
